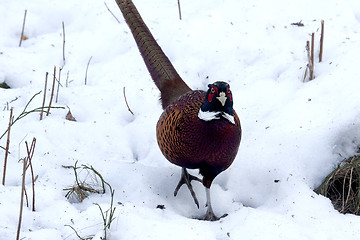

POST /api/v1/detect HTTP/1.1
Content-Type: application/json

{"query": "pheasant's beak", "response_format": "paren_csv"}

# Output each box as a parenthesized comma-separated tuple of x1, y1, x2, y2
(216, 92, 227, 106)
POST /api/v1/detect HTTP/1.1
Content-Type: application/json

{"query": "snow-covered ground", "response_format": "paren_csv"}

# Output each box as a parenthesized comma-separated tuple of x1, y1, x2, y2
(1, 0, 360, 239)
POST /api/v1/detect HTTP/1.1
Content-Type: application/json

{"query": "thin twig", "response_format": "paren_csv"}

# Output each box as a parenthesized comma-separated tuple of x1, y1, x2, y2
(344, 167, 353, 210)
(310, 33, 315, 80)
(19, 10, 27, 47)
(305, 41, 311, 81)
(2, 107, 13, 185)
(177, 0, 182, 20)
(24, 186, 29, 208)
(319, 20, 324, 63)
(65, 70, 70, 88)
(56, 67, 62, 103)
(26, 138, 37, 212)
(305, 33, 315, 82)
(85, 56, 93, 85)
(16, 156, 28, 240)
(123, 87, 134, 115)
(341, 168, 349, 212)
(62, 21, 66, 67)
(46, 66, 56, 116)
(82, 164, 107, 193)
(65, 224, 94, 240)
(104, 2, 121, 23)
(40, 72, 48, 120)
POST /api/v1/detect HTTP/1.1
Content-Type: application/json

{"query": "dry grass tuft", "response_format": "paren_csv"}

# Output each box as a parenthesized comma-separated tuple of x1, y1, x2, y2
(315, 153, 360, 215)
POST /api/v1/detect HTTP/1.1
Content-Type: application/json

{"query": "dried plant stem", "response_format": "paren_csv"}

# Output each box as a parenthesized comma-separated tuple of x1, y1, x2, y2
(16, 156, 28, 240)
(65, 70, 70, 88)
(1, 92, 64, 141)
(56, 67, 62, 103)
(344, 167, 353, 211)
(305, 34, 315, 81)
(46, 66, 56, 116)
(2, 107, 13, 185)
(62, 21, 66, 67)
(123, 87, 134, 115)
(305, 41, 312, 81)
(25, 138, 37, 212)
(18, 10, 27, 47)
(85, 56, 93, 85)
(177, 0, 182, 20)
(24, 186, 29, 208)
(319, 20, 324, 62)
(310, 33, 315, 80)
(40, 72, 48, 120)
(104, 2, 121, 23)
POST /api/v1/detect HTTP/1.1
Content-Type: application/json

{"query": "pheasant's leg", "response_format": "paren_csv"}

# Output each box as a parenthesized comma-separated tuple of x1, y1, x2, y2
(203, 187, 228, 221)
(174, 168, 202, 208)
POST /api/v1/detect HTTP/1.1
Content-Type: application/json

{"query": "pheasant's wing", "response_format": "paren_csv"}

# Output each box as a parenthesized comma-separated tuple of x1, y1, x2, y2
(115, 0, 191, 109)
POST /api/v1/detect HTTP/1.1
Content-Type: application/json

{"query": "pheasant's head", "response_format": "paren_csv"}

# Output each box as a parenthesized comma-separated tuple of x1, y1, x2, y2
(198, 81, 235, 124)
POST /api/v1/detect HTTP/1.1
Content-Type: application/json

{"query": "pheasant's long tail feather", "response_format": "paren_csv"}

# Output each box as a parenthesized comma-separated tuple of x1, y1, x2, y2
(115, 0, 191, 108)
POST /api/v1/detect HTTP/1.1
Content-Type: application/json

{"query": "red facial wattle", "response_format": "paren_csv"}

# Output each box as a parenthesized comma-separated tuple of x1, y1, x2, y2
(208, 86, 218, 103)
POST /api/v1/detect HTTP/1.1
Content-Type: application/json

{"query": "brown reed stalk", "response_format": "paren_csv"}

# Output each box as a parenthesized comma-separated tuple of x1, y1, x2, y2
(310, 33, 315, 80)
(2, 107, 13, 185)
(178, 0, 182, 20)
(319, 20, 324, 62)
(40, 72, 48, 120)
(62, 21, 66, 66)
(46, 67, 56, 116)
(19, 10, 27, 47)
(16, 155, 28, 240)
(25, 138, 37, 212)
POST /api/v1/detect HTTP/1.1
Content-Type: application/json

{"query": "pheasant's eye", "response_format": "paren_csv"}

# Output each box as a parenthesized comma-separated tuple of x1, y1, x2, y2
(227, 88, 231, 94)
(210, 87, 215, 94)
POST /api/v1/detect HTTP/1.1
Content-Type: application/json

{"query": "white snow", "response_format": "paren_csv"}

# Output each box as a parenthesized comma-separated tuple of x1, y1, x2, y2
(1, 0, 360, 239)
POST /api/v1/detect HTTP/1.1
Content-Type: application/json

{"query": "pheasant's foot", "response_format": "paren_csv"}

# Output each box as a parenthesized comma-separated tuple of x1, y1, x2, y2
(203, 209, 228, 221)
(174, 168, 201, 208)
(202, 187, 228, 221)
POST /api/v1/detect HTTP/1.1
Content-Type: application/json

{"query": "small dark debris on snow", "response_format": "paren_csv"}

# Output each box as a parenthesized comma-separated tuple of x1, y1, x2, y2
(291, 21, 304, 27)
(66, 110, 77, 121)
(0, 82, 10, 89)
(156, 204, 166, 210)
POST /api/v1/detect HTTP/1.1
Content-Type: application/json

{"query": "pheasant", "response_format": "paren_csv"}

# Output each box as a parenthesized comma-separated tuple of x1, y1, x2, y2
(115, 0, 242, 221)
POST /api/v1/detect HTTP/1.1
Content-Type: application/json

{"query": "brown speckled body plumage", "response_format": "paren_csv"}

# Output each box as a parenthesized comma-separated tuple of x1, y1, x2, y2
(115, 0, 242, 220)
(156, 90, 241, 188)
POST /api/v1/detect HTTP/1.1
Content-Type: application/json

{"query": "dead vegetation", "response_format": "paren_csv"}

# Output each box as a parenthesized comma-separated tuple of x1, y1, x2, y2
(303, 20, 325, 82)
(315, 152, 360, 215)
(0, 82, 11, 89)
(63, 161, 116, 239)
